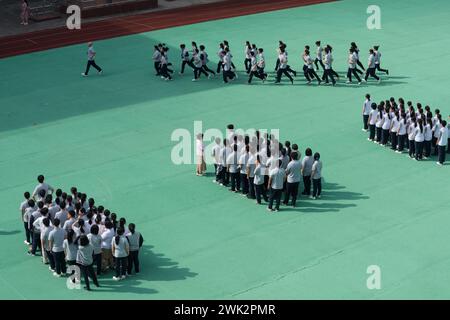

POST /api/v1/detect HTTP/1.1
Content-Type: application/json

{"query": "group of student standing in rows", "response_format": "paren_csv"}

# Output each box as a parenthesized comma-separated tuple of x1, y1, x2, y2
(362, 94, 449, 165)
(20, 175, 144, 290)
(196, 125, 323, 212)
(151, 40, 388, 85)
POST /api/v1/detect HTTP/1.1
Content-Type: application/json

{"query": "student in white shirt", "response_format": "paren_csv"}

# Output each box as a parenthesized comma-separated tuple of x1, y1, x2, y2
(304, 49, 321, 85)
(380, 107, 391, 146)
(274, 47, 294, 84)
(227, 144, 240, 192)
(390, 111, 400, 150)
(432, 115, 442, 156)
(408, 118, 417, 158)
(437, 120, 448, 165)
(375, 105, 384, 144)
(218, 138, 231, 186)
(283, 151, 301, 207)
(423, 118, 433, 158)
(244, 41, 252, 73)
(88, 224, 103, 275)
(179, 44, 193, 75)
(126, 223, 143, 275)
(246, 147, 257, 200)
(216, 43, 225, 74)
(63, 210, 76, 233)
(48, 218, 67, 276)
(63, 229, 78, 266)
(347, 48, 362, 85)
(362, 94, 372, 131)
(196, 133, 206, 176)
(267, 159, 286, 212)
(152, 45, 162, 76)
(373, 45, 389, 75)
(368, 102, 378, 141)
(301, 148, 314, 196)
(41, 218, 55, 271)
(364, 49, 381, 83)
(311, 153, 323, 200)
(253, 155, 268, 204)
(248, 51, 265, 84)
(101, 221, 115, 272)
(322, 47, 336, 85)
(20, 193, 32, 245)
(314, 40, 325, 71)
(112, 228, 130, 281)
(199, 45, 215, 77)
(212, 137, 222, 183)
(414, 119, 425, 160)
(222, 47, 237, 83)
(396, 112, 408, 153)
(32, 175, 54, 201)
(257, 48, 268, 81)
(238, 145, 250, 195)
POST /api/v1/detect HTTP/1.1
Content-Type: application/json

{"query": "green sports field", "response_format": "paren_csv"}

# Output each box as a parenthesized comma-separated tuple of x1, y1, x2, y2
(1, 0, 449, 300)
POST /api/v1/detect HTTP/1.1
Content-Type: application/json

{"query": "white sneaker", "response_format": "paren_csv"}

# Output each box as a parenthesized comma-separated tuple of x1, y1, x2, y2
(362, 79, 367, 82)
(346, 80, 351, 84)
(24, 240, 30, 245)
(113, 276, 121, 281)
(53, 272, 61, 277)
(121, 275, 126, 280)
(358, 82, 362, 85)
(98, 70, 103, 75)
(235, 73, 238, 79)
(49, 266, 55, 272)
(192, 78, 197, 82)
(378, 79, 382, 84)
(436, 162, 443, 166)
(81, 73, 87, 77)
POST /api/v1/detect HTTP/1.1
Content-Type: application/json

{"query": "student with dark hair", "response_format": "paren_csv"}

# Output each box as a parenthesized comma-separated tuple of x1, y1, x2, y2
(127, 223, 143, 275)
(41, 217, 55, 272)
(347, 48, 362, 85)
(219, 138, 231, 186)
(432, 114, 442, 156)
(408, 118, 417, 159)
(322, 47, 336, 86)
(32, 175, 54, 201)
(88, 224, 102, 275)
(179, 44, 193, 75)
(373, 45, 389, 75)
(63, 229, 78, 267)
(28, 202, 44, 256)
(77, 235, 99, 290)
(63, 210, 76, 233)
(72, 219, 86, 237)
(437, 120, 448, 165)
(222, 47, 237, 83)
(363, 49, 380, 83)
(381, 108, 391, 146)
(396, 112, 408, 153)
(248, 51, 265, 84)
(368, 103, 378, 141)
(216, 43, 225, 74)
(375, 104, 384, 143)
(362, 94, 372, 131)
(212, 137, 222, 183)
(304, 49, 321, 85)
(423, 118, 433, 158)
(112, 228, 129, 281)
(152, 45, 162, 76)
(48, 218, 66, 277)
(101, 221, 115, 272)
(301, 148, 314, 196)
(244, 41, 252, 73)
(414, 119, 425, 160)
(314, 41, 325, 71)
(350, 42, 365, 72)
(390, 111, 400, 150)
(227, 144, 240, 192)
(267, 160, 286, 212)
(110, 213, 118, 231)
(275, 47, 294, 84)
(20, 193, 32, 245)
(238, 145, 250, 195)
(246, 147, 257, 200)
(199, 45, 216, 77)
(283, 151, 301, 207)
(311, 153, 323, 200)
(253, 155, 268, 204)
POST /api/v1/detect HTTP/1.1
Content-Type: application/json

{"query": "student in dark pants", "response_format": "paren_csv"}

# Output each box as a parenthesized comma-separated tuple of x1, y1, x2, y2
(244, 41, 251, 73)
(82, 42, 102, 77)
(49, 218, 67, 277)
(414, 119, 425, 160)
(77, 235, 99, 291)
(239, 145, 250, 195)
(254, 155, 268, 204)
(311, 153, 322, 200)
(396, 113, 407, 153)
(301, 148, 314, 196)
(227, 144, 240, 192)
(437, 120, 448, 165)
(246, 151, 256, 199)
(364, 49, 380, 83)
(88, 225, 102, 275)
(29, 205, 46, 255)
(368, 103, 378, 141)
(41, 218, 55, 271)
(127, 223, 143, 275)
(275, 48, 293, 84)
(424, 118, 433, 158)
(112, 228, 129, 281)
(23, 198, 34, 245)
(267, 160, 285, 212)
(408, 119, 417, 158)
(283, 152, 301, 207)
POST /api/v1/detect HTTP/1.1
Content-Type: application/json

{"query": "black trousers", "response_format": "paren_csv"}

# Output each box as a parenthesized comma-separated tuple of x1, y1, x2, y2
(80, 264, 98, 290)
(230, 172, 240, 191)
(220, 167, 230, 185)
(244, 58, 251, 73)
(363, 115, 369, 130)
(248, 70, 264, 83)
(216, 61, 223, 73)
(160, 64, 172, 79)
(408, 139, 415, 157)
(432, 137, 439, 155)
(286, 65, 297, 76)
(314, 57, 325, 70)
(222, 70, 236, 83)
(257, 67, 267, 79)
(284, 182, 299, 206)
(276, 68, 293, 83)
(365, 67, 379, 80)
(202, 64, 216, 75)
(53, 251, 67, 275)
(302, 65, 311, 81)
(448, 139, 450, 154)
(415, 141, 424, 159)
(45, 249, 55, 270)
(31, 231, 41, 254)
(323, 69, 336, 84)
(424, 140, 432, 157)
(356, 59, 365, 71)
(240, 173, 249, 194)
(115, 256, 128, 277)
(275, 58, 280, 71)
(398, 134, 406, 151)
(85, 60, 102, 75)
(390, 132, 398, 150)
(93, 253, 102, 275)
(23, 222, 30, 243)
(381, 129, 389, 145)
(302, 175, 311, 195)
(375, 63, 388, 74)
(255, 184, 267, 203)
(312, 178, 322, 197)
(369, 124, 376, 140)
(347, 68, 362, 82)
(248, 177, 256, 199)
(438, 145, 446, 164)
(154, 61, 161, 75)
(308, 68, 320, 82)
(127, 250, 140, 274)
(194, 67, 208, 79)
(268, 188, 282, 210)
(181, 60, 194, 73)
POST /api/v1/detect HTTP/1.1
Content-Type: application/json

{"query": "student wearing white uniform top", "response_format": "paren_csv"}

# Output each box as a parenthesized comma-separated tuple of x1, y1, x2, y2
(304, 49, 321, 85)
(283, 151, 301, 207)
(41, 218, 55, 272)
(20, 193, 32, 245)
(375, 104, 384, 144)
(212, 137, 222, 183)
(362, 94, 372, 131)
(248, 51, 266, 84)
(246, 148, 257, 200)
(88, 224, 102, 275)
(364, 49, 380, 83)
(437, 120, 448, 165)
(199, 45, 216, 77)
(77, 235, 99, 290)
(254, 155, 268, 204)
(216, 43, 225, 74)
(322, 47, 336, 86)
(218, 138, 231, 186)
(301, 148, 314, 196)
(381, 110, 391, 146)
(432, 114, 442, 156)
(222, 47, 237, 83)
(274, 47, 294, 84)
(196, 133, 206, 176)
(423, 118, 433, 158)
(227, 144, 240, 192)
(192, 49, 208, 82)
(350, 42, 365, 72)
(396, 112, 408, 153)
(48, 218, 66, 277)
(179, 44, 194, 75)
(238, 145, 250, 195)
(112, 228, 130, 281)
(29, 203, 44, 255)
(408, 118, 417, 158)
(414, 119, 425, 160)
(244, 41, 252, 73)
(347, 48, 362, 85)
(373, 45, 389, 75)
(267, 159, 286, 212)
(368, 103, 378, 141)
(101, 221, 115, 272)
(31, 175, 54, 201)
(82, 42, 103, 77)
(311, 153, 322, 200)
(314, 41, 325, 71)
(257, 48, 268, 80)
(63, 229, 78, 267)
(127, 223, 144, 275)
(152, 45, 162, 76)
(390, 111, 400, 150)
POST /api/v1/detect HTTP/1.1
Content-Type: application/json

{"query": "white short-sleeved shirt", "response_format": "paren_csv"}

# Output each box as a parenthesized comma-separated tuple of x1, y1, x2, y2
(438, 127, 449, 146)
(363, 99, 372, 115)
(415, 127, 425, 142)
(369, 109, 378, 125)
(286, 160, 301, 183)
(269, 167, 285, 190)
(312, 160, 322, 179)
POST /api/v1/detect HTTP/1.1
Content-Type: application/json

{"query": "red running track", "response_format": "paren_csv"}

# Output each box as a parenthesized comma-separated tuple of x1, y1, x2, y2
(0, 0, 335, 59)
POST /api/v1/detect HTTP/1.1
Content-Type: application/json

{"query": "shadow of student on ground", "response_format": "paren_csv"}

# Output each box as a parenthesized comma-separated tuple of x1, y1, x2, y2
(95, 244, 198, 294)
(283, 180, 369, 214)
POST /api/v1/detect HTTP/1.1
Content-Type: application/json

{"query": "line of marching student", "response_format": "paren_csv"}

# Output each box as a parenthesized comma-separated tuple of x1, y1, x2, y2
(361, 94, 449, 165)
(196, 125, 323, 212)
(19, 175, 144, 291)
(150, 40, 389, 85)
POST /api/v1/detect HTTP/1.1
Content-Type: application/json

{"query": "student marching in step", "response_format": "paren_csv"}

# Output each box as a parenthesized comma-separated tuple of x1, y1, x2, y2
(112, 227, 130, 281)
(364, 49, 381, 83)
(322, 47, 336, 86)
(275, 47, 294, 84)
(301, 148, 314, 196)
(223, 40, 237, 70)
(283, 151, 301, 207)
(436, 120, 448, 165)
(311, 153, 322, 200)
(347, 48, 362, 85)
(373, 45, 389, 75)
(127, 223, 143, 275)
(368, 103, 378, 141)
(362, 94, 372, 131)
(314, 41, 325, 71)
(179, 44, 194, 75)
(222, 47, 237, 83)
(267, 159, 286, 212)
(192, 49, 208, 81)
(350, 42, 365, 73)
(248, 51, 266, 84)
(216, 43, 225, 74)
(199, 45, 216, 77)
(256, 48, 268, 81)
(159, 47, 173, 81)
(303, 49, 321, 85)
